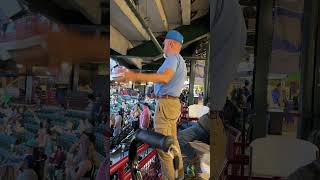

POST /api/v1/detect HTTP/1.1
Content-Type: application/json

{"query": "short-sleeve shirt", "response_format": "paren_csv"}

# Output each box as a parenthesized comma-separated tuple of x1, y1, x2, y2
(154, 54, 187, 97)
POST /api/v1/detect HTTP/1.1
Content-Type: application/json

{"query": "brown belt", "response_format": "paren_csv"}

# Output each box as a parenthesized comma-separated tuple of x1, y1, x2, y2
(156, 95, 179, 99)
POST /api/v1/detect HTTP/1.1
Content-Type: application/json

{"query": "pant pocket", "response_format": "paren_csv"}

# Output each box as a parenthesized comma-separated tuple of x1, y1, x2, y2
(160, 100, 181, 121)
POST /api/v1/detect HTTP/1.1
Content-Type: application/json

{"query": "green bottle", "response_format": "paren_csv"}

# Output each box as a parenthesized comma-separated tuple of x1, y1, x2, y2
(186, 164, 196, 178)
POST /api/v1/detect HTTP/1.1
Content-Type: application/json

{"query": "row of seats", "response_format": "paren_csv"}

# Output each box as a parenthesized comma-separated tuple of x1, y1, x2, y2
(0, 133, 17, 149)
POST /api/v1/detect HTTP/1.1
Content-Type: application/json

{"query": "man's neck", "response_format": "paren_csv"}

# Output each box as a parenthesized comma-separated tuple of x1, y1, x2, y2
(166, 52, 179, 57)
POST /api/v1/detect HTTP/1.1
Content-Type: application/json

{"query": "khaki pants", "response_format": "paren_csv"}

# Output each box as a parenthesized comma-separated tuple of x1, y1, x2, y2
(154, 98, 184, 180)
(210, 111, 227, 179)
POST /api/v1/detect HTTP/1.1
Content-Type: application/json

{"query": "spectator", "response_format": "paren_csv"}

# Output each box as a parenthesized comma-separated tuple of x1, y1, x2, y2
(38, 122, 47, 148)
(91, 96, 102, 121)
(78, 119, 87, 133)
(0, 164, 16, 180)
(284, 97, 294, 124)
(44, 129, 54, 158)
(17, 155, 38, 180)
(113, 111, 122, 136)
(33, 147, 47, 180)
(272, 83, 281, 106)
(24, 139, 37, 158)
(131, 103, 140, 131)
(46, 145, 65, 180)
(139, 103, 151, 129)
(86, 94, 95, 113)
(178, 113, 210, 171)
(66, 130, 98, 180)
(96, 130, 112, 180)
(110, 114, 115, 129)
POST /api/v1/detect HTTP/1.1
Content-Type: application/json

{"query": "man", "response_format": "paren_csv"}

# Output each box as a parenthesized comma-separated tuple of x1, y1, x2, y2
(113, 111, 122, 136)
(117, 30, 186, 180)
(139, 103, 151, 129)
(210, 0, 246, 178)
(272, 83, 281, 106)
(178, 111, 210, 172)
(17, 155, 38, 180)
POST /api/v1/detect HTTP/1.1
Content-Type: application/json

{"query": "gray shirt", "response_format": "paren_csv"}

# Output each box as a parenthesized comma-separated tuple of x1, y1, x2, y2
(209, 0, 247, 110)
(17, 169, 38, 180)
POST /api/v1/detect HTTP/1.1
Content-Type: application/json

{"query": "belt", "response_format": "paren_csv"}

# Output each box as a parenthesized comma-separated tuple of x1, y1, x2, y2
(156, 95, 179, 99)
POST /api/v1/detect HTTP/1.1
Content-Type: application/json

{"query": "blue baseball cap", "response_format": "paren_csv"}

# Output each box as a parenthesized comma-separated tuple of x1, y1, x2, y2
(165, 30, 184, 44)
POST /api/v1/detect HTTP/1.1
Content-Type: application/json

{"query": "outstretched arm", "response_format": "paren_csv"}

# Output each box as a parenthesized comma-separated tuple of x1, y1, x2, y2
(117, 68, 174, 84)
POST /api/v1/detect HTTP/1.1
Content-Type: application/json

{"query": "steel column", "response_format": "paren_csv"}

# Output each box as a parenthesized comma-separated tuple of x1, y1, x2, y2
(252, 0, 273, 140)
(204, 37, 210, 105)
(298, 0, 319, 139)
(188, 60, 196, 105)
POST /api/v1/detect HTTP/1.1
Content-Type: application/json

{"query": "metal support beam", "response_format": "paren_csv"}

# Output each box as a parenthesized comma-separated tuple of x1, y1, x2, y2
(110, 25, 133, 55)
(25, 67, 33, 104)
(252, 0, 273, 140)
(72, 64, 79, 92)
(298, 0, 319, 139)
(154, 0, 169, 31)
(125, 15, 209, 57)
(188, 60, 196, 105)
(111, 55, 206, 61)
(124, 0, 163, 54)
(181, 0, 191, 25)
(313, 2, 320, 131)
(204, 37, 210, 105)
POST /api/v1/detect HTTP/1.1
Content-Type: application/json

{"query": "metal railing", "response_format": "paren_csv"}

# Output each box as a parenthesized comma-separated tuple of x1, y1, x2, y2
(110, 144, 160, 180)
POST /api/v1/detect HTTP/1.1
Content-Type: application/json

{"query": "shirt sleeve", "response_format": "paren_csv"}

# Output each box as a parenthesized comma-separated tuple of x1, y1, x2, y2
(162, 56, 178, 73)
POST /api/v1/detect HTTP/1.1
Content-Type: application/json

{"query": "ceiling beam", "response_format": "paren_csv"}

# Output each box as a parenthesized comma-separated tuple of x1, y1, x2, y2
(111, 55, 206, 61)
(25, 0, 93, 25)
(110, 26, 133, 55)
(123, 14, 209, 57)
(112, 0, 149, 40)
(181, 0, 191, 25)
(154, 0, 169, 31)
(124, 0, 163, 54)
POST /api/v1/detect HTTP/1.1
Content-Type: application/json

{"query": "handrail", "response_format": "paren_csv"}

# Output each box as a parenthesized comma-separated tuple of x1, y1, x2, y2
(124, 149, 158, 180)
(110, 143, 150, 176)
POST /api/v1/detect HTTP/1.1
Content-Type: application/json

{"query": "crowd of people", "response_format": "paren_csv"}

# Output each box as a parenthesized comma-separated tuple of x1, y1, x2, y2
(0, 93, 109, 180)
(109, 83, 251, 177)
(110, 93, 153, 137)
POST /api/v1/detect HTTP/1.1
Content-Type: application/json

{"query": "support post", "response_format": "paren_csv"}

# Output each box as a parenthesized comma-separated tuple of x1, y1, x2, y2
(189, 60, 196, 105)
(25, 67, 33, 104)
(298, 0, 319, 139)
(72, 64, 80, 92)
(204, 39, 210, 105)
(252, 0, 273, 140)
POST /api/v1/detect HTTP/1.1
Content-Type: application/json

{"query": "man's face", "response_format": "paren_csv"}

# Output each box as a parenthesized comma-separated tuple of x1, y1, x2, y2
(163, 39, 170, 54)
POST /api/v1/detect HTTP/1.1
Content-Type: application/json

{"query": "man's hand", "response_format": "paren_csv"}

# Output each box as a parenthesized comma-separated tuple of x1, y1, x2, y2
(114, 70, 137, 82)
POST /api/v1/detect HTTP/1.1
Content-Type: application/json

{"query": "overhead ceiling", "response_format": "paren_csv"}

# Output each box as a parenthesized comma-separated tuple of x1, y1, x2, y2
(110, 0, 210, 70)
(110, 0, 209, 55)
(15, 0, 109, 25)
